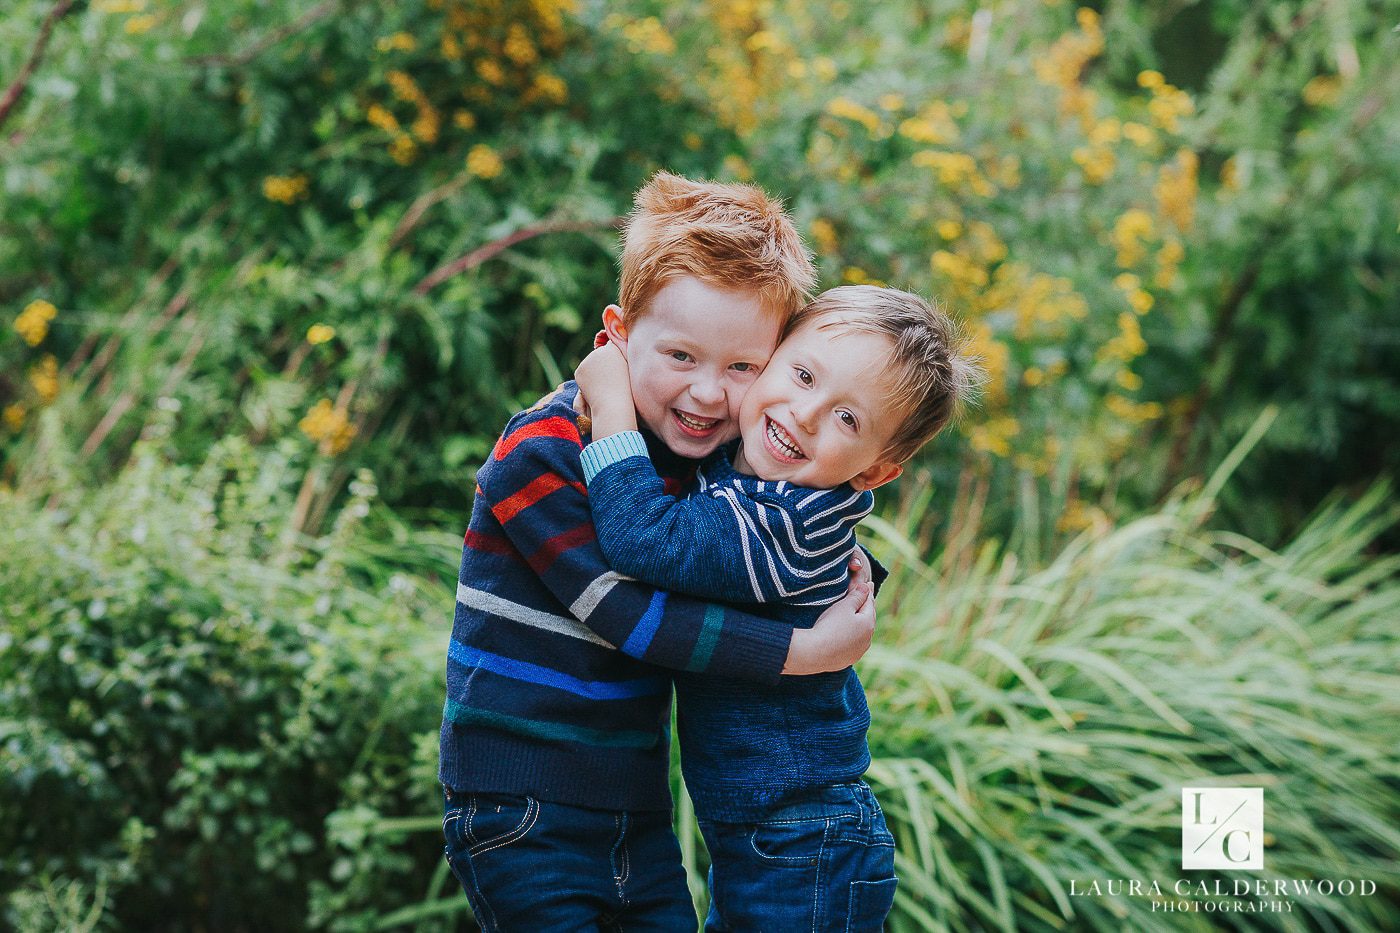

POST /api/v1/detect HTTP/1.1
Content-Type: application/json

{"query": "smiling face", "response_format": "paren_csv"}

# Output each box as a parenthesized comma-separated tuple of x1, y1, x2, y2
(614, 276, 781, 460)
(732, 320, 906, 491)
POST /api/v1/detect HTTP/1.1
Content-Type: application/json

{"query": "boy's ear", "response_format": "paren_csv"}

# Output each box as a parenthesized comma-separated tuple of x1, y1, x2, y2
(602, 305, 629, 348)
(850, 461, 903, 492)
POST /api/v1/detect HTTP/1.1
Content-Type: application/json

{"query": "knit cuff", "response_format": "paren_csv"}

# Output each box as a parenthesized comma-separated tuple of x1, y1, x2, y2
(581, 431, 650, 484)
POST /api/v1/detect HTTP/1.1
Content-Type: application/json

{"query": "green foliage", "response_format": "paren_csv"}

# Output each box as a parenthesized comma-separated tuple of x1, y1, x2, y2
(0, 423, 461, 929)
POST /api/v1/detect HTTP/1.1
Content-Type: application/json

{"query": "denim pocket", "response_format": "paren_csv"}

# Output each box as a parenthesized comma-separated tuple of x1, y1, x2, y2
(846, 877, 897, 932)
(748, 817, 831, 864)
(459, 793, 540, 857)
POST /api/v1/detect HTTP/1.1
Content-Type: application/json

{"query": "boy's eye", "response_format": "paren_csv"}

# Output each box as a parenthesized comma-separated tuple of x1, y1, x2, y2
(669, 351, 692, 362)
(838, 410, 858, 429)
(794, 366, 813, 386)
(731, 361, 757, 373)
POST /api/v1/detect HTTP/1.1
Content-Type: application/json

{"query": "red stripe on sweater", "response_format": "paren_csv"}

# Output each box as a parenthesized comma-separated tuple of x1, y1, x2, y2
(493, 473, 587, 524)
(493, 417, 581, 461)
(464, 528, 519, 558)
(527, 523, 596, 575)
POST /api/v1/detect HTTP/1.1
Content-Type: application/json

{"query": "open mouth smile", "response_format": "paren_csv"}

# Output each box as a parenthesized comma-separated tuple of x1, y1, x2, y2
(673, 409, 721, 436)
(764, 416, 807, 462)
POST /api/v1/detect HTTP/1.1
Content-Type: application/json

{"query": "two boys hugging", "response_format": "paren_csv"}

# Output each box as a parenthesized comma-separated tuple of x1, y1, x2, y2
(439, 172, 979, 931)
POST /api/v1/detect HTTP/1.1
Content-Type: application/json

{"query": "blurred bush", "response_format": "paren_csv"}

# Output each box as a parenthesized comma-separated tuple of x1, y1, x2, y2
(0, 421, 462, 929)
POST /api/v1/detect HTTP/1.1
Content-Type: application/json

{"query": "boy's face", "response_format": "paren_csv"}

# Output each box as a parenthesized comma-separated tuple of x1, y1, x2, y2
(612, 276, 780, 460)
(733, 320, 905, 490)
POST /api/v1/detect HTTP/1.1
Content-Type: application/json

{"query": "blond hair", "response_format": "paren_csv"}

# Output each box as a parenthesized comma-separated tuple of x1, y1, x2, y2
(618, 172, 816, 326)
(788, 285, 983, 462)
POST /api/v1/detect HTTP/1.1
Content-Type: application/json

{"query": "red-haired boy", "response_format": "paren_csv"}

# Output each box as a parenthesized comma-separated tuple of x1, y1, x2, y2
(439, 173, 876, 930)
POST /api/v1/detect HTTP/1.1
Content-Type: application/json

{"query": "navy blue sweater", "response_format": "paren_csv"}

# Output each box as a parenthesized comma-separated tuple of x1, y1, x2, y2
(583, 435, 887, 820)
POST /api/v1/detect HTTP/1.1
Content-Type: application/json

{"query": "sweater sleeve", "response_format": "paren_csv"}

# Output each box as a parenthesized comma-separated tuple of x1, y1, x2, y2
(583, 433, 868, 607)
(475, 413, 794, 684)
(582, 439, 770, 603)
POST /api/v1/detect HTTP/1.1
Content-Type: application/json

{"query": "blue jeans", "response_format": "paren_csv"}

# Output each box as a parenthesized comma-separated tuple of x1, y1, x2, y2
(700, 782, 897, 933)
(442, 788, 696, 932)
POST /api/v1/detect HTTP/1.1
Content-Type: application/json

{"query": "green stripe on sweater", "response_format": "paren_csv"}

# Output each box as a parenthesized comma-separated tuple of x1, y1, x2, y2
(444, 700, 659, 749)
(686, 604, 725, 672)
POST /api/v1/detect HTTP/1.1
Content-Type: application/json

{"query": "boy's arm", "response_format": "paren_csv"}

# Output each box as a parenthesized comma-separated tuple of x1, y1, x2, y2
(580, 439, 859, 605)
(576, 341, 862, 604)
(475, 407, 874, 682)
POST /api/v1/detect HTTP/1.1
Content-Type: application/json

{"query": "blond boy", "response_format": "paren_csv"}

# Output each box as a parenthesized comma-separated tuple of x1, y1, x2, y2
(576, 285, 980, 931)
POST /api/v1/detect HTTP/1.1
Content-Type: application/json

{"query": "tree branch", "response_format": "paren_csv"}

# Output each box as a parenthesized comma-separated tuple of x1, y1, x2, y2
(185, 0, 341, 68)
(412, 217, 621, 296)
(0, 0, 76, 133)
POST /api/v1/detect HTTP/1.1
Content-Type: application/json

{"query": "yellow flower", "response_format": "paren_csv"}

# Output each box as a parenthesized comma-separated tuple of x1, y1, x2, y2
(826, 97, 881, 134)
(124, 14, 157, 34)
(453, 110, 476, 131)
(15, 299, 57, 346)
(810, 219, 839, 255)
(1057, 498, 1107, 534)
(389, 135, 418, 165)
(93, 0, 146, 11)
(466, 144, 504, 179)
(1154, 149, 1198, 231)
(1137, 70, 1165, 90)
(1112, 209, 1155, 267)
(811, 57, 838, 82)
(476, 59, 506, 85)
(366, 103, 400, 132)
(29, 354, 59, 403)
(937, 220, 963, 241)
(1098, 312, 1147, 362)
(1089, 118, 1121, 146)
(299, 399, 357, 455)
(616, 17, 676, 55)
(1106, 394, 1163, 422)
(1154, 239, 1185, 289)
(722, 154, 753, 181)
(878, 93, 906, 112)
(1116, 369, 1143, 390)
(912, 150, 978, 186)
(1071, 146, 1115, 184)
(412, 105, 441, 144)
(530, 72, 568, 105)
(1122, 121, 1155, 147)
(503, 24, 538, 65)
(375, 32, 416, 53)
(262, 174, 309, 204)
(1302, 75, 1342, 107)
(3, 402, 25, 431)
(683, 132, 703, 150)
(1023, 367, 1045, 386)
(968, 415, 1020, 458)
(306, 324, 336, 345)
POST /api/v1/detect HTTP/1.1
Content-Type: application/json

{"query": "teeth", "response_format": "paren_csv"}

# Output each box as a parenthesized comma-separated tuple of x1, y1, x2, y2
(767, 419, 804, 460)
(676, 411, 718, 431)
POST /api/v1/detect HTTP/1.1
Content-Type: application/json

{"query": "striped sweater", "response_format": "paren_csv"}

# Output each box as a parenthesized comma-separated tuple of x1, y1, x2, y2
(437, 382, 797, 812)
(580, 431, 874, 607)
(581, 435, 884, 820)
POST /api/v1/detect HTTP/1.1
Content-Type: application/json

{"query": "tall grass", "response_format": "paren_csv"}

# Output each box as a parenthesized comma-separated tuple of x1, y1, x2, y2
(839, 467, 1400, 930)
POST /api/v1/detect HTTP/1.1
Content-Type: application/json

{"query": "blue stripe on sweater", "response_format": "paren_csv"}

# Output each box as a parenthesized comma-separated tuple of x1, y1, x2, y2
(622, 590, 668, 658)
(448, 640, 667, 699)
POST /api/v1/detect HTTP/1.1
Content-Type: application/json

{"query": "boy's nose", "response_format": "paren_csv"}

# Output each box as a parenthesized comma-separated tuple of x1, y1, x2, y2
(690, 377, 725, 407)
(792, 400, 820, 434)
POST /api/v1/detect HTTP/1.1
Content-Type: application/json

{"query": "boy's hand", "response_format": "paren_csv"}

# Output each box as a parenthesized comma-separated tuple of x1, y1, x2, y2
(782, 551, 876, 675)
(575, 342, 638, 439)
